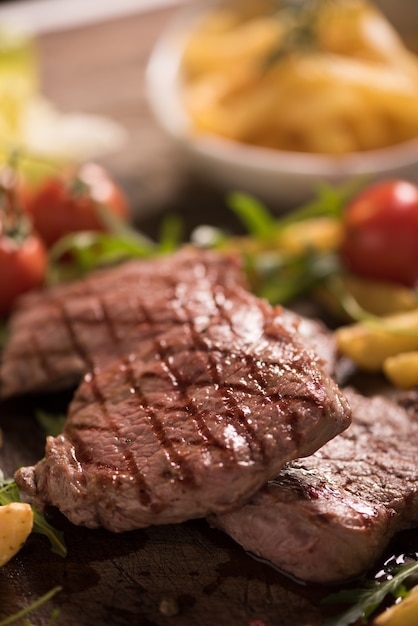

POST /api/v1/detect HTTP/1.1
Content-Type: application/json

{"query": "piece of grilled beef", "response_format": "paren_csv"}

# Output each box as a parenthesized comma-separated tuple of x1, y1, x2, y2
(210, 389, 418, 584)
(14, 284, 350, 531)
(0, 247, 246, 398)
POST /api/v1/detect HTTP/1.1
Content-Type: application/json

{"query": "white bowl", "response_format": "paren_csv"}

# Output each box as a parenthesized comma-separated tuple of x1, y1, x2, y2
(146, 5, 418, 208)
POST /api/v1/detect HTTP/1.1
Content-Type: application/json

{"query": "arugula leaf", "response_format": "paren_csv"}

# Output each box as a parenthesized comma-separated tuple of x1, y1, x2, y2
(224, 182, 369, 305)
(0, 475, 21, 505)
(0, 586, 61, 626)
(228, 181, 360, 240)
(279, 180, 361, 226)
(47, 230, 155, 282)
(323, 560, 418, 626)
(32, 510, 67, 558)
(35, 410, 66, 437)
(46, 208, 186, 283)
(253, 248, 339, 304)
(158, 213, 184, 253)
(227, 192, 278, 239)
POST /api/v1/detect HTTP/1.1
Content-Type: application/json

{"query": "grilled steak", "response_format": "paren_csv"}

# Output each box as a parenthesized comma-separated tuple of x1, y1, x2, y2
(210, 389, 418, 583)
(0, 247, 246, 398)
(15, 284, 350, 531)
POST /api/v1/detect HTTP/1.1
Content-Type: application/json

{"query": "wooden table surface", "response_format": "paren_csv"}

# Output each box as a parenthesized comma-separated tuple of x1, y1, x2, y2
(0, 5, 406, 626)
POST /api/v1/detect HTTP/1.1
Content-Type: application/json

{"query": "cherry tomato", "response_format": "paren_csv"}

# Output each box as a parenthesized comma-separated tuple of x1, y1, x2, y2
(0, 166, 47, 317)
(22, 162, 130, 247)
(340, 179, 418, 287)
(0, 233, 47, 317)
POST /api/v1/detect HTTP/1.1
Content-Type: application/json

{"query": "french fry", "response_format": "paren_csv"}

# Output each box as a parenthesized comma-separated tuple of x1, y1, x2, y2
(0, 502, 33, 567)
(335, 309, 418, 372)
(317, 1, 418, 80)
(182, 13, 281, 79)
(383, 351, 418, 389)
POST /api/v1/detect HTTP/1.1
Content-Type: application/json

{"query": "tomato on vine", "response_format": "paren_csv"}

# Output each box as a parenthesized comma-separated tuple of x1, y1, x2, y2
(21, 162, 130, 248)
(340, 179, 418, 287)
(0, 167, 47, 317)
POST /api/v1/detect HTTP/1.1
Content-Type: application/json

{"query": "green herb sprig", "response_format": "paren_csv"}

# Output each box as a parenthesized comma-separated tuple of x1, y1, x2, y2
(264, 0, 340, 68)
(323, 559, 418, 626)
(0, 586, 61, 626)
(47, 209, 183, 285)
(224, 183, 358, 304)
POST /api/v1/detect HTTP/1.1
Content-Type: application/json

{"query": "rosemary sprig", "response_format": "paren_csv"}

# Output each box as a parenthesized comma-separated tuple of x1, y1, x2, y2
(263, 0, 340, 67)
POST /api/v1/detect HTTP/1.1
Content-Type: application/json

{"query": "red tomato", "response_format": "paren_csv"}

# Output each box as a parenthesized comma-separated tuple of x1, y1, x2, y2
(0, 165, 48, 316)
(22, 162, 130, 247)
(340, 179, 418, 287)
(0, 233, 47, 317)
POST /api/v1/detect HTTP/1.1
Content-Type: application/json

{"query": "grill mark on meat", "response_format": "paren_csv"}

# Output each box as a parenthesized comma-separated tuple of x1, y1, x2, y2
(29, 331, 56, 380)
(155, 346, 231, 460)
(95, 294, 122, 344)
(56, 300, 95, 372)
(69, 369, 153, 506)
(132, 286, 264, 468)
(176, 286, 267, 462)
(211, 290, 331, 450)
(120, 354, 198, 486)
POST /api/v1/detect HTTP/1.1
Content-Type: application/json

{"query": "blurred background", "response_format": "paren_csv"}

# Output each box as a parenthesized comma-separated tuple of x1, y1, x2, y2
(0, 0, 417, 237)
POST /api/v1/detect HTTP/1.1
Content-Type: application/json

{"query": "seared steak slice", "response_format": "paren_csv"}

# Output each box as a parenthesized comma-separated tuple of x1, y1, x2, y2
(0, 247, 246, 398)
(210, 389, 418, 583)
(15, 286, 350, 531)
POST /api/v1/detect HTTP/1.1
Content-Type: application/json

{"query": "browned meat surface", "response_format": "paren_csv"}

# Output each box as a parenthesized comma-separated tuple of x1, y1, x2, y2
(210, 389, 418, 584)
(281, 312, 337, 376)
(0, 247, 246, 398)
(15, 284, 350, 532)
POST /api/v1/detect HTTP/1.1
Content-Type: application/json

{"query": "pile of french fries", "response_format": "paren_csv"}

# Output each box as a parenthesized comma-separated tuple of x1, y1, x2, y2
(182, 0, 418, 154)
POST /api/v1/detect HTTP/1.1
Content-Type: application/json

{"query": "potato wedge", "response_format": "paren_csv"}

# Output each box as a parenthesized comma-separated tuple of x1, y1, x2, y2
(0, 502, 33, 567)
(373, 585, 418, 625)
(278, 217, 343, 255)
(335, 309, 418, 371)
(383, 351, 418, 389)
